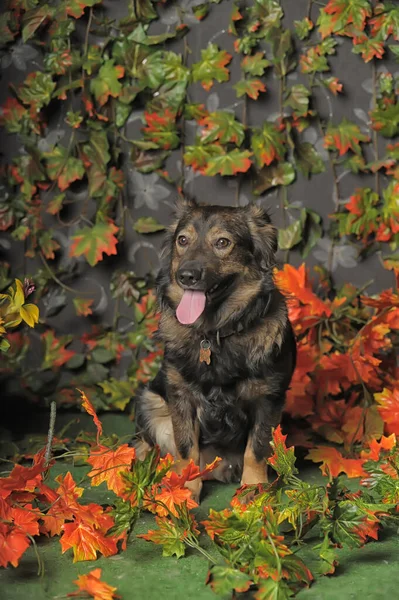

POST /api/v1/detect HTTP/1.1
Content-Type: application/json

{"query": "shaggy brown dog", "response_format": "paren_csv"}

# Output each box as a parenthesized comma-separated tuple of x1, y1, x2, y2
(133, 197, 296, 501)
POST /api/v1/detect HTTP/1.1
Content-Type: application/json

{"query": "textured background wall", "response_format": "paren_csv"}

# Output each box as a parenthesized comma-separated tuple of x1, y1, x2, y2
(0, 0, 398, 410)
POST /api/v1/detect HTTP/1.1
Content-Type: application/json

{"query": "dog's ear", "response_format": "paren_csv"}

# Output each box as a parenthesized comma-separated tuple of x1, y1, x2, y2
(244, 204, 277, 270)
(174, 194, 198, 219)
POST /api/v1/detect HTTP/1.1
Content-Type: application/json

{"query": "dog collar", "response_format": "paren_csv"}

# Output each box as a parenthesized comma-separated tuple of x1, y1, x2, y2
(198, 291, 273, 365)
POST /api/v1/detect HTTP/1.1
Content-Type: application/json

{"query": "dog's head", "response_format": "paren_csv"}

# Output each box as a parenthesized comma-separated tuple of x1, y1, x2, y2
(158, 197, 277, 326)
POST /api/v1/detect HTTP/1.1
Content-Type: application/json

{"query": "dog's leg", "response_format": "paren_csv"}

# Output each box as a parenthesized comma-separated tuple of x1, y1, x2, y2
(200, 446, 243, 483)
(169, 400, 202, 503)
(240, 401, 282, 499)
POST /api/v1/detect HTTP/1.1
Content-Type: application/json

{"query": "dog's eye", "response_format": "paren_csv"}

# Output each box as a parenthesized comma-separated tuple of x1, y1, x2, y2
(177, 235, 188, 247)
(215, 238, 231, 249)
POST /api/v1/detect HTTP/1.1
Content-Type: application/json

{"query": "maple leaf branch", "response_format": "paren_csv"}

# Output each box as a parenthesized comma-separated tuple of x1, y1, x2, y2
(371, 60, 380, 198)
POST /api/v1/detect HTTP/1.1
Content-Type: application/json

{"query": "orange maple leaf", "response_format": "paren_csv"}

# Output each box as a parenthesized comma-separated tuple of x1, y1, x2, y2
(68, 568, 119, 600)
(87, 444, 136, 497)
(306, 446, 366, 478)
(375, 387, 399, 436)
(0, 451, 46, 499)
(0, 524, 30, 568)
(60, 516, 118, 562)
(153, 486, 197, 517)
(78, 389, 103, 444)
(360, 434, 396, 461)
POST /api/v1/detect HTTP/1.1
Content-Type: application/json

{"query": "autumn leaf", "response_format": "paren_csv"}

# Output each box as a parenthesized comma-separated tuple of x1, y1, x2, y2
(324, 118, 369, 156)
(78, 389, 103, 443)
(199, 111, 246, 145)
(138, 516, 187, 558)
(70, 221, 119, 266)
(41, 330, 75, 369)
(370, 2, 399, 41)
(60, 518, 118, 562)
(294, 17, 314, 40)
(251, 122, 286, 168)
(317, 0, 372, 39)
(66, 0, 101, 19)
(352, 36, 385, 63)
(68, 568, 119, 600)
(323, 76, 343, 95)
(207, 566, 252, 595)
(183, 143, 224, 173)
(203, 149, 252, 176)
(87, 444, 136, 497)
(90, 60, 125, 107)
(191, 43, 232, 91)
(133, 217, 165, 234)
(233, 78, 266, 100)
(0, 525, 30, 568)
(306, 446, 366, 478)
(44, 145, 85, 192)
(254, 162, 295, 195)
(139, 110, 179, 151)
(360, 434, 396, 462)
(73, 297, 94, 317)
(374, 387, 399, 436)
(0, 451, 45, 500)
(268, 425, 298, 481)
(274, 263, 332, 318)
(0, 98, 28, 134)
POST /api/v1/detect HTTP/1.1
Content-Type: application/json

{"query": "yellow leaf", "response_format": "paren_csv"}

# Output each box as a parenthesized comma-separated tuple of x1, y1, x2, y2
(20, 304, 39, 327)
(13, 279, 25, 309)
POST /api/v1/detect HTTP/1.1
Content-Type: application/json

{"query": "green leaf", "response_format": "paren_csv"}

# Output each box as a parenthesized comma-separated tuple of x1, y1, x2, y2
(127, 0, 157, 22)
(200, 111, 246, 146)
(109, 498, 139, 537)
(207, 565, 252, 595)
(191, 43, 232, 91)
(70, 222, 119, 267)
(241, 52, 271, 76)
(92, 348, 115, 364)
(233, 79, 266, 101)
(294, 17, 314, 40)
(278, 220, 303, 251)
(295, 142, 325, 178)
(98, 378, 133, 410)
(301, 209, 323, 259)
(44, 146, 85, 192)
(370, 103, 399, 138)
(254, 162, 295, 194)
(90, 60, 125, 107)
(22, 5, 53, 42)
(204, 149, 252, 176)
(184, 143, 224, 172)
(138, 518, 187, 558)
(324, 118, 370, 156)
(284, 84, 311, 117)
(251, 123, 286, 168)
(255, 579, 294, 600)
(0, 338, 11, 353)
(18, 72, 56, 110)
(66, 353, 86, 369)
(133, 217, 165, 234)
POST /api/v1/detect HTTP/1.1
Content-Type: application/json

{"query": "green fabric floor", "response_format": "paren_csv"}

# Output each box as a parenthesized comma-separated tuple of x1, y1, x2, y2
(1, 412, 399, 600)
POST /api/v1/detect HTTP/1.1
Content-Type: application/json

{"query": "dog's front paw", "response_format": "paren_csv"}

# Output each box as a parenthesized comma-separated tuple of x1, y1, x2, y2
(185, 478, 203, 504)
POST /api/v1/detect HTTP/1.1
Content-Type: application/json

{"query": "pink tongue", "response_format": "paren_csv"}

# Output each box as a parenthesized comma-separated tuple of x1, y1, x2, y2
(176, 290, 206, 325)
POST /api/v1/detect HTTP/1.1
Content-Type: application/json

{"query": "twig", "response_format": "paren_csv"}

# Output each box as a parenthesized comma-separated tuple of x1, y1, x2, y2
(44, 401, 57, 468)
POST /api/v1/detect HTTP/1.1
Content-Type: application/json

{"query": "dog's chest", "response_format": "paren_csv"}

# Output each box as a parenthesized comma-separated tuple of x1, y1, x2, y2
(197, 384, 248, 449)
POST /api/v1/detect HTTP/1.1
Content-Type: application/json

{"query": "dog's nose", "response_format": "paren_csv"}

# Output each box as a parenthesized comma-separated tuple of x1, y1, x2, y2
(177, 265, 203, 287)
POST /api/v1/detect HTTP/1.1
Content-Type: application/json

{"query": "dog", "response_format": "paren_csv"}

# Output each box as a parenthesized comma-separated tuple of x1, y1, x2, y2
(133, 196, 296, 502)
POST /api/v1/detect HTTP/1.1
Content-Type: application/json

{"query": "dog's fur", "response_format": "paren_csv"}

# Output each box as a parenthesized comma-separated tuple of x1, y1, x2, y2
(133, 197, 296, 501)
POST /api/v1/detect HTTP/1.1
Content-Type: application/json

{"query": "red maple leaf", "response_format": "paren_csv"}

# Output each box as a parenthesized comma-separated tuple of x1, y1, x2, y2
(87, 444, 136, 497)
(306, 446, 366, 478)
(68, 568, 119, 600)
(79, 389, 103, 444)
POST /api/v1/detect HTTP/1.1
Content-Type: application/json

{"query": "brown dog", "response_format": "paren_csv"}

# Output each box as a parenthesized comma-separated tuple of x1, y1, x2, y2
(133, 197, 296, 501)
